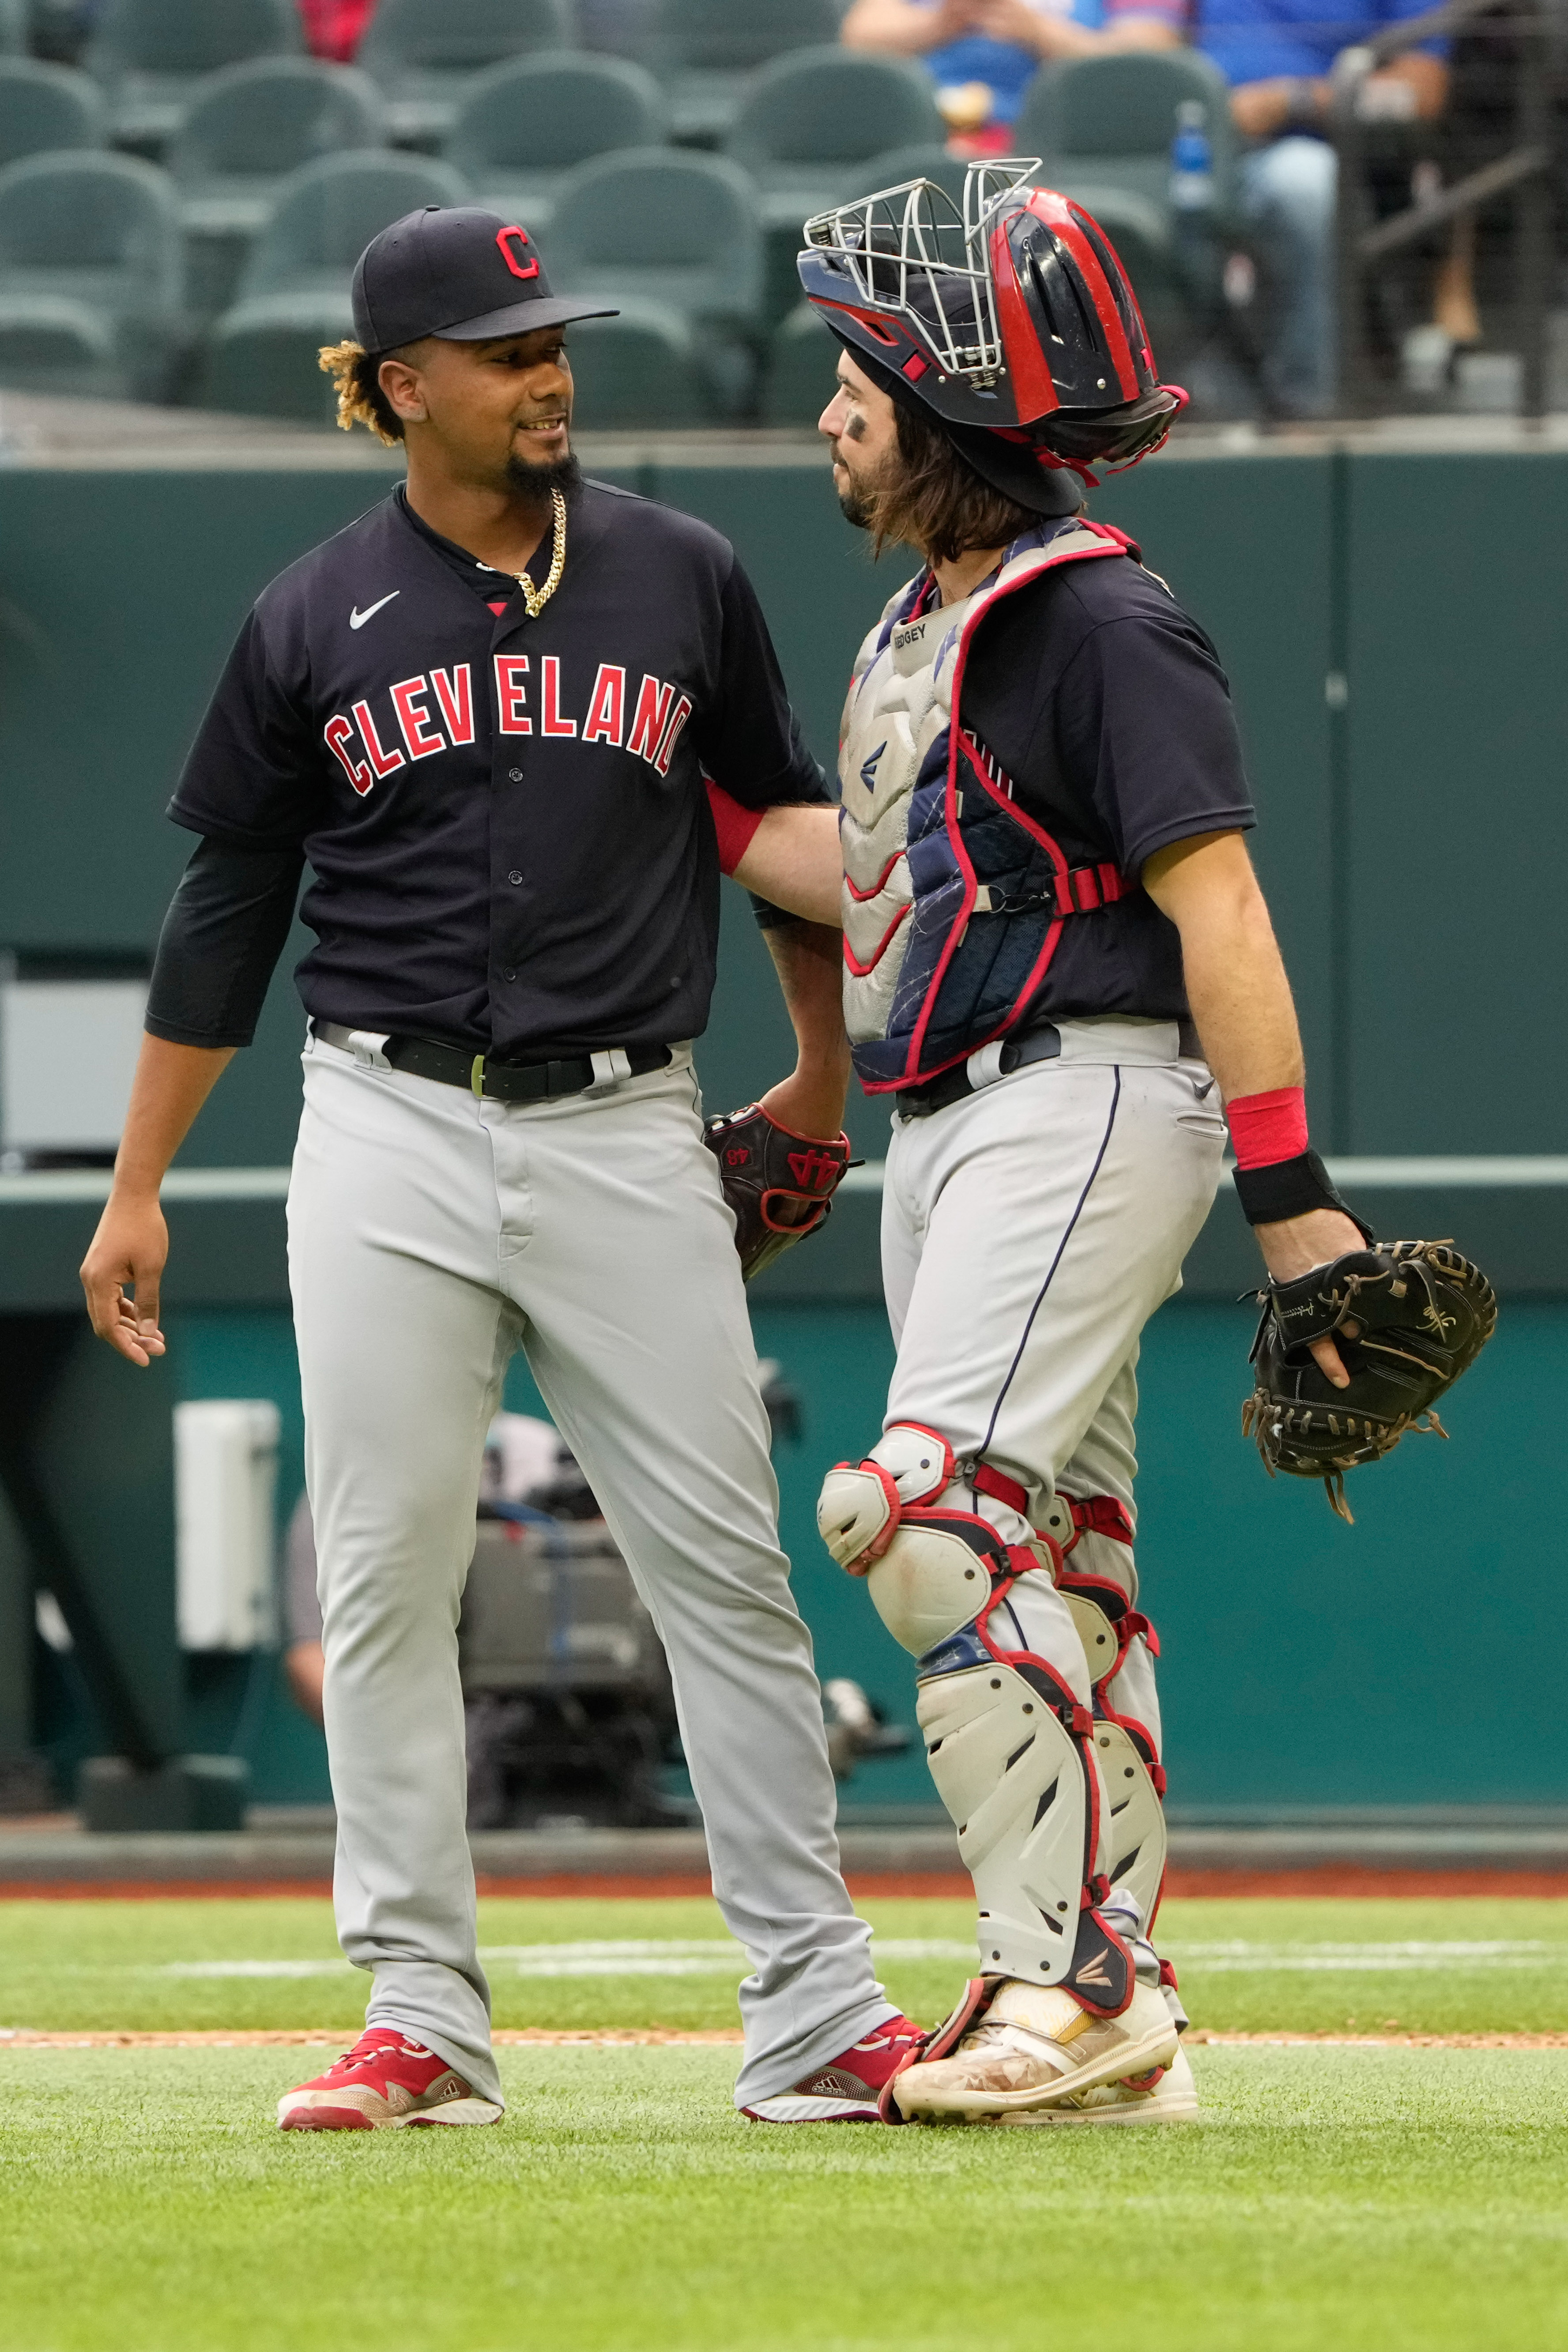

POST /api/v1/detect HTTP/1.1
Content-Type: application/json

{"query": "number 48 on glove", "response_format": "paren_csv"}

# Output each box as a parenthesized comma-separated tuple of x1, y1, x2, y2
(702, 1103, 855, 1283)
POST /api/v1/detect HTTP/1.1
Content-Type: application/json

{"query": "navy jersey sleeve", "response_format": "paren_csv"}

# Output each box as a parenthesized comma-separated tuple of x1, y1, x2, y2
(1052, 609, 1256, 876)
(166, 609, 322, 849)
(144, 837, 304, 1049)
(692, 557, 831, 810)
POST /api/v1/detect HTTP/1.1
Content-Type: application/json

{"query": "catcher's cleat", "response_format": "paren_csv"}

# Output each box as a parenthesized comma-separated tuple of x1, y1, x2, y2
(892, 1977, 1179, 2123)
(991, 2042, 1199, 2127)
(277, 2027, 503, 2131)
(741, 2014, 927, 2122)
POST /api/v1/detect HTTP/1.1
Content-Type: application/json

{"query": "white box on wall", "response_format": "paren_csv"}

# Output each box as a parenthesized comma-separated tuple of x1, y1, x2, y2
(175, 1400, 281, 1652)
(0, 971, 147, 1157)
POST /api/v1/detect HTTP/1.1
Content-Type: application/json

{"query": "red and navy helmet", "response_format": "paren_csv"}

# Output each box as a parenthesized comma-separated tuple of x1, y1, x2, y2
(799, 161, 1184, 475)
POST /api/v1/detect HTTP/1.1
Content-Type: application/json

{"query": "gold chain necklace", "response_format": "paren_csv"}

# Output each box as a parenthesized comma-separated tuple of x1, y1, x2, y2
(513, 489, 566, 619)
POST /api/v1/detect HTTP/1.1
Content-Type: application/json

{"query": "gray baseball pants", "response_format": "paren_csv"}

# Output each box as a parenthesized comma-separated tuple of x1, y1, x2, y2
(287, 1030, 894, 2112)
(879, 1018, 1227, 1894)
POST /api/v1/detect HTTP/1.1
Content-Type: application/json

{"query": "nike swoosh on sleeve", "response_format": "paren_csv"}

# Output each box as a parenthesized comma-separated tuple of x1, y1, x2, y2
(349, 592, 401, 629)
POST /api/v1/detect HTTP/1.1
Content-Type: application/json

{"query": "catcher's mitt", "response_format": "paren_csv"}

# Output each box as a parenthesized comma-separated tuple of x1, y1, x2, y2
(1242, 1240, 1497, 1521)
(703, 1103, 854, 1282)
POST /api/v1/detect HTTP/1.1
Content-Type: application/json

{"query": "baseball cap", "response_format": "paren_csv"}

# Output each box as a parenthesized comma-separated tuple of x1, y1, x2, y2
(351, 206, 619, 354)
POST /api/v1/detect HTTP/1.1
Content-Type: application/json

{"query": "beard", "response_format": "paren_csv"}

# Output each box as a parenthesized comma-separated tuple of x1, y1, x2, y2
(505, 446, 582, 501)
(837, 480, 874, 531)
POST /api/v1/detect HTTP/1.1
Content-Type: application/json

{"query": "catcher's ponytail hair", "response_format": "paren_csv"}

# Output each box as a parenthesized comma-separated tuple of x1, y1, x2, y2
(318, 339, 404, 445)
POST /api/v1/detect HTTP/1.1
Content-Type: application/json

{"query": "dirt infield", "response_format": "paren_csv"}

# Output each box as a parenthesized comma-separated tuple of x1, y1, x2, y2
(6, 1867, 1568, 1901)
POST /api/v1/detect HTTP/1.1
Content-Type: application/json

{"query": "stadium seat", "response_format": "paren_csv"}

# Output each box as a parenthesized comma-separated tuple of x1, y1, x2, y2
(196, 150, 466, 421)
(547, 148, 763, 415)
(0, 151, 185, 400)
(0, 59, 108, 170)
(85, 0, 303, 150)
(760, 298, 837, 429)
(846, 142, 969, 209)
(727, 48, 946, 320)
(170, 58, 387, 236)
(445, 51, 665, 233)
(1015, 50, 1239, 221)
(645, 0, 842, 145)
(565, 299, 718, 426)
(358, 0, 575, 146)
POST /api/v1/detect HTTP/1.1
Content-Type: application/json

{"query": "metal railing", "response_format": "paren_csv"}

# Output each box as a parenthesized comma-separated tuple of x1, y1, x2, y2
(1332, 0, 1560, 415)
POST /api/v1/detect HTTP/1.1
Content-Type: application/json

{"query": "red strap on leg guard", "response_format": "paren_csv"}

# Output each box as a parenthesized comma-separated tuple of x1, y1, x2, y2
(972, 1461, 1029, 1517)
(1070, 1495, 1134, 1546)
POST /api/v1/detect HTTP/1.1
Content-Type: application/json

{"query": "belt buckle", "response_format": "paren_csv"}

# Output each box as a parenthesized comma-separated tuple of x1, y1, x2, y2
(470, 1053, 486, 1098)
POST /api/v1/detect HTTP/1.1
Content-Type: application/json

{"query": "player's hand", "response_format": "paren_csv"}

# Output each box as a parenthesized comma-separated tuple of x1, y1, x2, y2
(755, 1068, 852, 1229)
(80, 1188, 169, 1368)
(1254, 1207, 1368, 1390)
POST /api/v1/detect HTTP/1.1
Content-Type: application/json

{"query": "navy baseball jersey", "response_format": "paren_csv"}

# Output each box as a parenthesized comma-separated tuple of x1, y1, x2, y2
(154, 481, 827, 1059)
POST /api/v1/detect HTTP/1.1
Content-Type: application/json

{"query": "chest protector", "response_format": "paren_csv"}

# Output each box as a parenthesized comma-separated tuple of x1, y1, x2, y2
(839, 518, 1138, 1092)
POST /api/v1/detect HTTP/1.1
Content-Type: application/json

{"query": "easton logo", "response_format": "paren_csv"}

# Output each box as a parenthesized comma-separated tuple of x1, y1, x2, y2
(786, 1148, 841, 1192)
(860, 740, 886, 792)
(1074, 1946, 1114, 1990)
(322, 659, 694, 797)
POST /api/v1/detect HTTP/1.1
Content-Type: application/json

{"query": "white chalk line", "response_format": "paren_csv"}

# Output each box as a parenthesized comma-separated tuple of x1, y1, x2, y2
(148, 1937, 1568, 1981)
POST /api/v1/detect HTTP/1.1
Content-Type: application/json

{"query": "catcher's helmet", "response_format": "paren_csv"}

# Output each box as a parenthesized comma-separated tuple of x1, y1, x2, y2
(799, 160, 1184, 479)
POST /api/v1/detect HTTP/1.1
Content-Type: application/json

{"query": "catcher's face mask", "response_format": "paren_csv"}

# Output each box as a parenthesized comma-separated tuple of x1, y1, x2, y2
(799, 162, 1185, 485)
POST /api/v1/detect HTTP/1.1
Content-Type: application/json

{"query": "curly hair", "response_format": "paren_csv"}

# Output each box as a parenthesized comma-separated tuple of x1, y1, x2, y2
(867, 400, 1040, 567)
(317, 339, 406, 444)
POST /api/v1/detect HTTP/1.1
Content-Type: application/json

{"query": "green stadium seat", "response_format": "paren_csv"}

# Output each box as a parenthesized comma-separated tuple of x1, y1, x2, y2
(358, 0, 575, 147)
(1015, 50, 1239, 222)
(645, 0, 841, 145)
(565, 300, 720, 427)
(760, 298, 837, 429)
(0, 60, 107, 169)
(196, 150, 466, 421)
(727, 48, 946, 320)
(170, 58, 387, 237)
(846, 142, 969, 208)
(547, 148, 763, 417)
(0, 150, 185, 399)
(86, 0, 303, 150)
(445, 50, 665, 234)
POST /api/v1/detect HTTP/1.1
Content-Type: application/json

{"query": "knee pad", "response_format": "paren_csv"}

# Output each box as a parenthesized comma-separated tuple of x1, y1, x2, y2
(817, 1422, 955, 1573)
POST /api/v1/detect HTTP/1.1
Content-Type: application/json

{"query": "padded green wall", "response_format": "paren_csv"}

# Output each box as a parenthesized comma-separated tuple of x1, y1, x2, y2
(4, 443, 1561, 1170)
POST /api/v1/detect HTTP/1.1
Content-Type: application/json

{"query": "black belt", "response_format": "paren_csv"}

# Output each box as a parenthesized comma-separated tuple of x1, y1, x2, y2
(893, 1017, 1202, 1122)
(314, 1023, 671, 1103)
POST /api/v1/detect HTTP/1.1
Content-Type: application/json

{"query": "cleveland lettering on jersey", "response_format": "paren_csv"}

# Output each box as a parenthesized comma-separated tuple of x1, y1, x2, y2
(324, 658, 694, 794)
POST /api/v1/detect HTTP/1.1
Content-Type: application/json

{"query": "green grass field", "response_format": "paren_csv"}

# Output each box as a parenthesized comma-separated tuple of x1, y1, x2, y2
(4, 1895, 1568, 2352)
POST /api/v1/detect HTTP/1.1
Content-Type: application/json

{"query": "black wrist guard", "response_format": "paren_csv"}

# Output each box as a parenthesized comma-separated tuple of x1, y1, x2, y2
(1232, 1148, 1373, 1240)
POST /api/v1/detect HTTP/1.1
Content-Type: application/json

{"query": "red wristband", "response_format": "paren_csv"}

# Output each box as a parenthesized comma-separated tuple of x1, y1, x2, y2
(1225, 1086, 1308, 1169)
(705, 780, 765, 877)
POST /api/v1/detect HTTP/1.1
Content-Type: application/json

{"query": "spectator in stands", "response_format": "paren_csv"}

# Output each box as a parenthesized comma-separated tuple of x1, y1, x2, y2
(841, 0, 1183, 147)
(1195, 0, 1448, 416)
(297, 0, 377, 63)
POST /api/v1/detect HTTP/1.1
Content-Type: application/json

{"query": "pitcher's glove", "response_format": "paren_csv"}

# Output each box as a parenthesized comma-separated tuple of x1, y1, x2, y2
(703, 1104, 854, 1282)
(1242, 1240, 1497, 1521)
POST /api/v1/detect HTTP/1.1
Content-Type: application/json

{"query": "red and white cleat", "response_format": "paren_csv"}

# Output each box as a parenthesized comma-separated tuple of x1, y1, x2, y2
(741, 2014, 927, 2123)
(277, 2028, 503, 2131)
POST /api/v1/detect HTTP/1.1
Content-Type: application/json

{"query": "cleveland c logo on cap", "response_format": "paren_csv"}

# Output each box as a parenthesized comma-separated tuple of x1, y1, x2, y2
(495, 226, 539, 283)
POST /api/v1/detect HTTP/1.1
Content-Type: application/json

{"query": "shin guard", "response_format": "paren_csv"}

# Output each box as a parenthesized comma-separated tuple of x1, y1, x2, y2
(1058, 1530, 1168, 1932)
